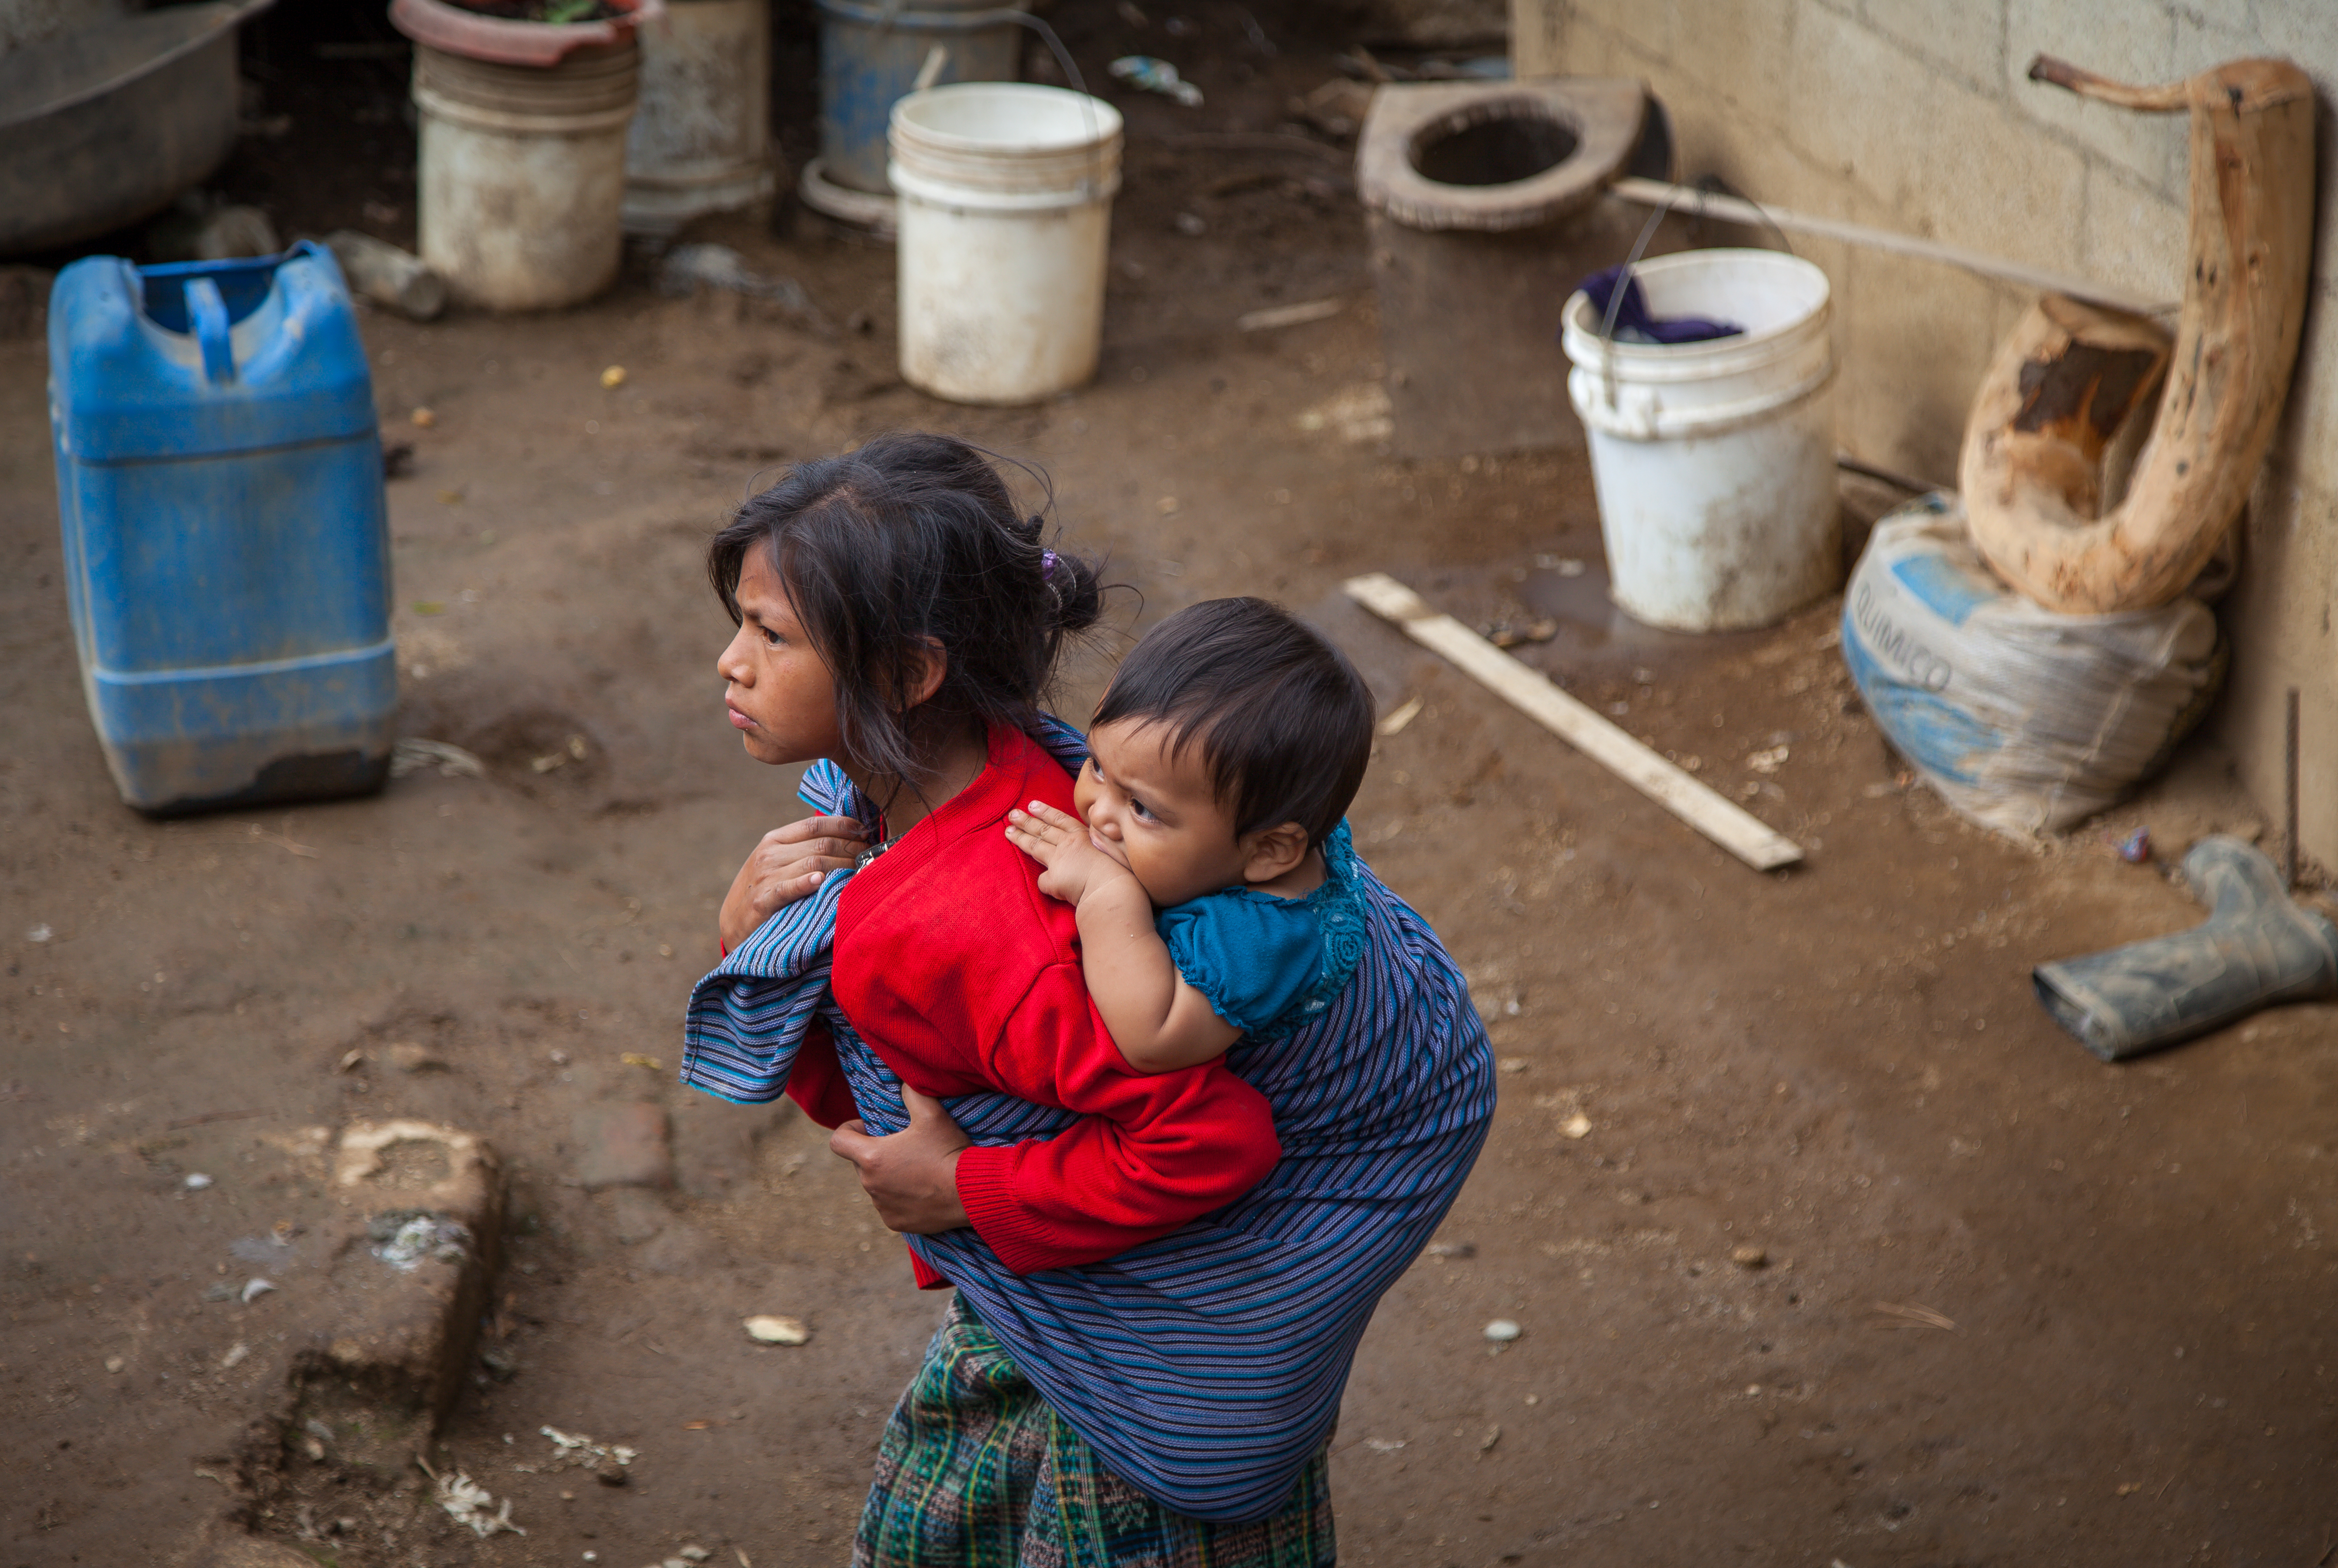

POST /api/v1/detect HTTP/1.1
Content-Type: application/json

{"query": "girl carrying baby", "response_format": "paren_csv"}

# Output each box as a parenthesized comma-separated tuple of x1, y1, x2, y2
(683, 431, 1493, 1566)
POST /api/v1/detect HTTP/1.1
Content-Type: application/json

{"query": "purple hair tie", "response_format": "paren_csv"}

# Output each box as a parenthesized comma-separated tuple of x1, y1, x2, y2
(1041, 550, 1058, 579)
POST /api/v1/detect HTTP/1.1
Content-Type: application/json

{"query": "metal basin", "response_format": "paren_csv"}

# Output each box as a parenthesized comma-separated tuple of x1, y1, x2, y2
(0, 0, 273, 256)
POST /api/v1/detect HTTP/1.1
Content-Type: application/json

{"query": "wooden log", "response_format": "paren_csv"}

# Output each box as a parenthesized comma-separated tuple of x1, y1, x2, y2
(1960, 297, 2173, 520)
(324, 230, 447, 322)
(1343, 573, 1804, 871)
(1960, 57, 2317, 613)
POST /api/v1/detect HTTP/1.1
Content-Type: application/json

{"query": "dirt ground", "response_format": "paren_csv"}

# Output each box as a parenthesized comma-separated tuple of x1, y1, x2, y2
(7, 5, 2338, 1566)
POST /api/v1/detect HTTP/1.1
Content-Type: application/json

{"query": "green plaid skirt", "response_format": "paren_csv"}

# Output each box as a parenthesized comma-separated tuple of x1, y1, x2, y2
(852, 1298, 1335, 1568)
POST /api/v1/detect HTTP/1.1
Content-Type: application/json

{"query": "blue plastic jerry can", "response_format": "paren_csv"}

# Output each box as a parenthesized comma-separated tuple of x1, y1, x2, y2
(47, 241, 396, 815)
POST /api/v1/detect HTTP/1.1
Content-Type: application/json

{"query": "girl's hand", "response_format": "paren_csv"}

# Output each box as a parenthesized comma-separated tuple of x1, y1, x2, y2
(718, 814, 869, 950)
(1006, 801, 1135, 907)
(829, 1086, 972, 1233)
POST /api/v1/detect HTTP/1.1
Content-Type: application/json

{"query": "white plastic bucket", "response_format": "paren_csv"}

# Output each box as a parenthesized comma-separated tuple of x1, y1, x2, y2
(622, 0, 773, 234)
(1561, 249, 1840, 632)
(413, 41, 637, 310)
(888, 83, 1122, 406)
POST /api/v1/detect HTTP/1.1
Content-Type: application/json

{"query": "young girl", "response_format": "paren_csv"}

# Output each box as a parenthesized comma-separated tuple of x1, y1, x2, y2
(681, 433, 1493, 1566)
(1004, 598, 1376, 1072)
(696, 431, 1278, 1270)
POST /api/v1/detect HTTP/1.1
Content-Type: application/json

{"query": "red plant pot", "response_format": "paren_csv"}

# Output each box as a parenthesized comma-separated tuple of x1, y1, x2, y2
(388, 0, 663, 68)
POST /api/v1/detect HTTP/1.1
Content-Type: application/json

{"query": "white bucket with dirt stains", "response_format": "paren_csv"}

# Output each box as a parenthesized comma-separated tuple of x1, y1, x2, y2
(621, 0, 772, 234)
(412, 40, 638, 310)
(887, 83, 1121, 405)
(1561, 249, 1840, 633)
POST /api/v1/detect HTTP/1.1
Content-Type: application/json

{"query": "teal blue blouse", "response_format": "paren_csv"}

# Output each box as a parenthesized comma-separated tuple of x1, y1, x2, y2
(1153, 821, 1368, 1040)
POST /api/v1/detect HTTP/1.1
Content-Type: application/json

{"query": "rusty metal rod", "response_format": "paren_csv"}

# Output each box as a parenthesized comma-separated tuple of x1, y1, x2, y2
(1605, 176, 2176, 317)
(2286, 687, 2302, 889)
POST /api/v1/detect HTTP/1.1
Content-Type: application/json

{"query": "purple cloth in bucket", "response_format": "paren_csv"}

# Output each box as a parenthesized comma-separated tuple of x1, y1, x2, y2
(1574, 265, 1743, 345)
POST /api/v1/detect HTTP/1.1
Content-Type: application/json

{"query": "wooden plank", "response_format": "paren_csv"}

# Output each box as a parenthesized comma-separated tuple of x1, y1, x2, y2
(1605, 176, 2177, 318)
(1236, 298, 1346, 333)
(1343, 573, 1804, 872)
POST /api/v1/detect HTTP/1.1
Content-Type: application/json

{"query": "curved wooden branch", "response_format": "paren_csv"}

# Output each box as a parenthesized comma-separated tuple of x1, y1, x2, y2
(2027, 54, 2188, 113)
(1962, 58, 2316, 613)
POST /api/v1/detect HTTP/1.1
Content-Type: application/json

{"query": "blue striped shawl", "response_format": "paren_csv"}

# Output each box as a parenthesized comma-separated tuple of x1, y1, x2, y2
(682, 720, 1495, 1522)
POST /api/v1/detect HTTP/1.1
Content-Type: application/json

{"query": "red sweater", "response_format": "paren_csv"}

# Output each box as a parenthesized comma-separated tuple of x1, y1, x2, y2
(796, 726, 1281, 1276)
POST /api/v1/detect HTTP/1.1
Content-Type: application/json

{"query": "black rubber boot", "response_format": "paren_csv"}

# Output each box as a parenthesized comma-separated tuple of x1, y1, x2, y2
(2033, 835, 2338, 1062)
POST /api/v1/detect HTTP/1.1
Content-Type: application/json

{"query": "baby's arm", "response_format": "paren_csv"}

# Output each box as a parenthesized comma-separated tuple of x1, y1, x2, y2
(1006, 803, 1241, 1073)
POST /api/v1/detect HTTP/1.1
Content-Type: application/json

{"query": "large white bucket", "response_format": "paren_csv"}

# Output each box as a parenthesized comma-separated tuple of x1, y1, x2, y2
(888, 83, 1122, 406)
(413, 41, 637, 310)
(1561, 249, 1840, 633)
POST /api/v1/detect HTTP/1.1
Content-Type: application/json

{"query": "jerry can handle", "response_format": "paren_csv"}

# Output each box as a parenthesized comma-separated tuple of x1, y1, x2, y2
(185, 277, 237, 385)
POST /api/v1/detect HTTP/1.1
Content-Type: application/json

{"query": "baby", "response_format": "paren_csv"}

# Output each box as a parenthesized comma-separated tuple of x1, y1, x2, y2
(1006, 596, 1374, 1070)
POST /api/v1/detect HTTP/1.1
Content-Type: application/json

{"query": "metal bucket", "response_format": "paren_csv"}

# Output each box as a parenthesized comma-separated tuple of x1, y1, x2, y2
(814, 0, 1026, 196)
(0, 0, 269, 256)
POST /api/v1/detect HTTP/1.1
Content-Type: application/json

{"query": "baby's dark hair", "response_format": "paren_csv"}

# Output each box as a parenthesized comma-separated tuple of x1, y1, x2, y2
(1093, 598, 1374, 847)
(706, 432, 1104, 784)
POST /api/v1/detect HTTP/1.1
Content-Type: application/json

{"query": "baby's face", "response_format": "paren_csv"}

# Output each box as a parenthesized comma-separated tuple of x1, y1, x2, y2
(1072, 719, 1254, 908)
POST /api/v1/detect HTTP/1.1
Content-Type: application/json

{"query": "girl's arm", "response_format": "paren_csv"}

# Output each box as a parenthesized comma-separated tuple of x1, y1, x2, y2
(1006, 805, 1241, 1072)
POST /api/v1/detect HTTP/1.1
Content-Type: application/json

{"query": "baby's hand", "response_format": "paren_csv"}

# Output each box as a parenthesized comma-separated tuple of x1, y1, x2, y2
(1006, 801, 1134, 907)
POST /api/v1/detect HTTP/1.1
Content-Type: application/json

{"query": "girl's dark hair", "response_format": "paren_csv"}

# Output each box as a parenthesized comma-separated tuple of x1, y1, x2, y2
(1092, 598, 1374, 847)
(707, 432, 1104, 786)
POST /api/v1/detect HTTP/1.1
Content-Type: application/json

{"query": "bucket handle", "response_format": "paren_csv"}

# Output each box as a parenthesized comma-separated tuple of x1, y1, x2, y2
(185, 277, 237, 386)
(839, 2, 1114, 203)
(1591, 177, 1797, 414)
(912, 44, 948, 93)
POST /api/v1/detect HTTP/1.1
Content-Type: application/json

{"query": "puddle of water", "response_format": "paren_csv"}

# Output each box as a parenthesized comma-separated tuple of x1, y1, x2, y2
(1513, 558, 1767, 674)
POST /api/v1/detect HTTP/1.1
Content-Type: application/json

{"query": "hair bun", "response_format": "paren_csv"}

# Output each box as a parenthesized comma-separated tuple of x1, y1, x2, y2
(1044, 547, 1104, 636)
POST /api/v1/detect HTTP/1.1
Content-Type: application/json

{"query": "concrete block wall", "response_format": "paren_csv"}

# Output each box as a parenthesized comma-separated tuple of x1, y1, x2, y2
(1512, 0, 2338, 870)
